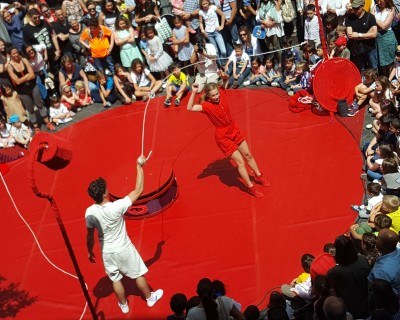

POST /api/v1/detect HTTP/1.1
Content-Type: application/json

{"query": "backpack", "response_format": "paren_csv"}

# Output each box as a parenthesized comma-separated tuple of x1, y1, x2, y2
(281, 0, 296, 23)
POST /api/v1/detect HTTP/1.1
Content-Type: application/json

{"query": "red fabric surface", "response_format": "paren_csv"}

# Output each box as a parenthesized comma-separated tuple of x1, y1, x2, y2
(0, 88, 363, 319)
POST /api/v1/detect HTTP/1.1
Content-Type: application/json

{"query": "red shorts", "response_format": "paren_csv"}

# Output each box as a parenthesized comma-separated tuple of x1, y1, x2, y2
(215, 121, 245, 157)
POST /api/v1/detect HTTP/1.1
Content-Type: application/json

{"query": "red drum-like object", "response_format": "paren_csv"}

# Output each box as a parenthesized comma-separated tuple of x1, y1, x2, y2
(313, 58, 361, 112)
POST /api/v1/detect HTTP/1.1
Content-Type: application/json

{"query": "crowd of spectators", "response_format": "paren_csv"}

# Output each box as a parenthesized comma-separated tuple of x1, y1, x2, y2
(0, 0, 400, 149)
(0, 0, 400, 318)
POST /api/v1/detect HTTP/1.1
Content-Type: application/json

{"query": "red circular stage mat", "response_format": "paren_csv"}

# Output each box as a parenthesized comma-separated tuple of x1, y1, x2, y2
(0, 88, 363, 319)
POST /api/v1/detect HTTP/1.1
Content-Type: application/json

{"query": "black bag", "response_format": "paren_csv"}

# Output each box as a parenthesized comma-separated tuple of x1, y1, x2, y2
(337, 99, 349, 117)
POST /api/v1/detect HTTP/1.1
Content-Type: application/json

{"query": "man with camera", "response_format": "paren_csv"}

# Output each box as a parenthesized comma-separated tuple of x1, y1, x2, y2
(190, 34, 220, 93)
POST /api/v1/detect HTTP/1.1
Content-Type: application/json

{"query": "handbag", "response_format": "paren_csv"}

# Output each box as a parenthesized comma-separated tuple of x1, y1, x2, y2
(282, 0, 296, 23)
(154, 16, 173, 43)
(252, 25, 266, 39)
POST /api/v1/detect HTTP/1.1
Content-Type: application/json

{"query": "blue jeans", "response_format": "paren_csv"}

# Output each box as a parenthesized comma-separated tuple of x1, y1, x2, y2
(351, 48, 378, 71)
(207, 31, 227, 65)
(93, 55, 115, 74)
(220, 17, 240, 56)
(227, 64, 251, 87)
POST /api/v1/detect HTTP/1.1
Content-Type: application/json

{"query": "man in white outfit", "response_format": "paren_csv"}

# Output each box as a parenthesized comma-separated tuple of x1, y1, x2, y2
(85, 155, 163, 314)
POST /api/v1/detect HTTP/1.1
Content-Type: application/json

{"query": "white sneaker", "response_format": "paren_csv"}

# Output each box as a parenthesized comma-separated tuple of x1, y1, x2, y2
(243, 80, 250, 86)
(271, 82, 279, 87)
(147, 289, 163, 307)
(118, 300, 129, 314)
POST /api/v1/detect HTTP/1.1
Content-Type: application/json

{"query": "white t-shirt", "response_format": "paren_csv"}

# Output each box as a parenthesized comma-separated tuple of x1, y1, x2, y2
(197, 43, 219, 76)
(49, 104, 69, 119)
(199, 5, 220, 33)
(367, 194, 384, 211)
(85, 196, 132, 254)
(228, 51, 250, 68)
(0, 123, 12, 138)
(10, 123, 30, 141)
(131, 69, 151, 87)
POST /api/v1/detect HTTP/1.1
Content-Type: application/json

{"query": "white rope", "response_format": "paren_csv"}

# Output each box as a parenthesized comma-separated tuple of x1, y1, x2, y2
(163, 40, 307, 82)
(141, 93, 155, 160)
(0, 171, 88, 320)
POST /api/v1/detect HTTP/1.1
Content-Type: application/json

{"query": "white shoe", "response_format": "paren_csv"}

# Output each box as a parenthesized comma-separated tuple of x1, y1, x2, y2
(288, 91, 294, 96)
(147, 289, 163, 307)
(243, 80, 250, 86)
(271, 82, 279, 87)
(118, 300, 129, 314)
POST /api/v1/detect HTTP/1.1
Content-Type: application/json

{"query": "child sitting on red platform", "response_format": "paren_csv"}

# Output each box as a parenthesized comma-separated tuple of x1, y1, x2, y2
(74, 80, 93, 107)
(348, 68, 378, 117)
(281, 253, 315, 300)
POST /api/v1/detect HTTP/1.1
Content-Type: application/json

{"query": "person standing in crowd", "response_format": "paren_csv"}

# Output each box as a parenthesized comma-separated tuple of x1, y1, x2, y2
(7, 47, 55, 132)
(23, 8, 62, 77)
(190, 33, 220, 93)
(3, 2, 26, 51)
(372, 0, 397, 77)
(346, 0, 378, 71)
(85, 156, 163, 314)
(80, 18, 115, 74)
(51, 8, 73, 56)
(220, 0, 239, 56)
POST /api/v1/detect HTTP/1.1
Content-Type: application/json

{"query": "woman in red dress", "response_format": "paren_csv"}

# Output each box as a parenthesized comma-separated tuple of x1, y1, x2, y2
(187, 82, 270, 197)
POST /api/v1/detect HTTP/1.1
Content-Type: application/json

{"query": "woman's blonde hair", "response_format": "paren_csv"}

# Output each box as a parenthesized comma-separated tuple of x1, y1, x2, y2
(200, 83, 219, 103)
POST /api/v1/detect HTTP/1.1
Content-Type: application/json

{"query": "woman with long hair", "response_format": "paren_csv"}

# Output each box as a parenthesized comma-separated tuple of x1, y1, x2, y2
(7, 46, 54, 131)
(186, 278, 245, 320)
(327, 235, 370, 319)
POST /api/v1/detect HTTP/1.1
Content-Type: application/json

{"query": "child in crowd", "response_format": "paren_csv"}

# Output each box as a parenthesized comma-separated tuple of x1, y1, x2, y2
(369, 195, 399, 227)
(304, 4, 320, 47)
(244, 57, 268, 86)
(371, 100, 398, 133)
(278, 55, 297, 92)
(330, 36, 350, 59)
(0, 117, 15, 148)
(323, 243, 336, 256)
(49, 94, 75, 125)
(389, 47, 400, 101)
(224, 43, 251, 89)
(61, 84, 80, 111)
(324, 13, 338, 40)
(0, 84, 27, 123)
(130, 58, 163, 101)
(139, 29, 150, 59)
(350, 213, 392, 240)
(281, 253, 315, 300)
(361, 233, 380, 267)
(198, 0, 226, 65)
(167, 293, 187, 320)
(74, 80, 93, 107)
(264, 55, 281, 87)
(9, 114, 31, 148)
(281, 38, 301, 65)
(351, 182, 383, 218)
(303, 43, 320, 65)
(96, 69, 118, 108)
(243, 305, 260, 320)
(144, 25, 173, 79)
(164, 63, 190, 107)
(348, 68, 378, 116)
(369, 76, 394, 116)
(289, 61, 311, 95)
(335, 25, 347, 38)
(172, 15, 194, 68)
(113, 64, 135, 105)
